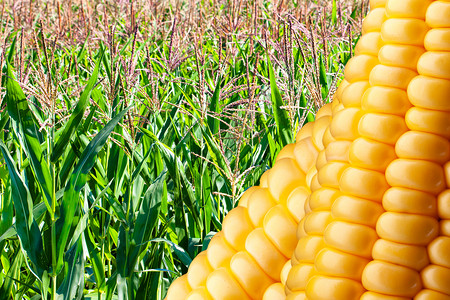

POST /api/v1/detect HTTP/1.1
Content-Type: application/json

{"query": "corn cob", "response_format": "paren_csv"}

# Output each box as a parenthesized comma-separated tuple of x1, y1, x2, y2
(166, 0, 450, 298)
(283, 1, 388, 299)
(165, 102, 333, 299)
(395, 2, 450, 299)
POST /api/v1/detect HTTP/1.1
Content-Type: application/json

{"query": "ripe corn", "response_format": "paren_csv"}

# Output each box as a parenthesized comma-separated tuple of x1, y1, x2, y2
(166, 102, 332, 299)
(166, 0, 450, 298)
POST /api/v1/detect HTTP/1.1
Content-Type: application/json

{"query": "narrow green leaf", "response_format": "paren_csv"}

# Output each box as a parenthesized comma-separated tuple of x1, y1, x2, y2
(207, 75, 221, 135)
(0, 141, 49, 278)
(332, 0, 337, 24)
(267, 56, 292, 146)
(51, 48, 104, 162)
(5, 63, 53, 215)
(56, 239, 85, 300)
(85, 228, 106, 290)
(55, 106, 132, 273)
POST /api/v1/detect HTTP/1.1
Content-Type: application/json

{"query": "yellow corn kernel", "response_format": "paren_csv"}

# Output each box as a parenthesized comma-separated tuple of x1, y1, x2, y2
(378, 44, 425, 70)
(206, 267, 251, 300)
(372, 239, 430, 271)
(415, 289, 450, 300)
(286, 291, 307, 300)
(187, 252, 213, 289)
(286, 264, 314, 291)
(385, 0, 433, 19)
(260, 170, 269, 188)
(303, 211, 332, 236)
(186, 287, 213, 300)
(166, 275, 191, 300)
(322, 127, 335, 148)
(344, 55, 380, 82)
(294, 236, 325, 263)
(309, 187, 340, 211)
(428, 236, 450, 268)
(407, 76, 450, 112)
(341, 81, 370, 108)
(383, 187, 438, 217)
(315, 102, 333, 119)
(230, 251, 275, 299)
(405, 107, 450, 139)
(362, 8, 388, 34)
(276, 143, 297, 161)
(440, 220, 450, 237)
(310, 173, 322, 192)
(294, 137, 319, 174)
(445, 162, 450, 187)
(362, 86, 412, 116)
(369, 0, 386, 9)
(325, 140, 352, 163)
(417, 52, 450, 80)
(206, 232, 236, 269)
(222, 206, 254, 251)
(426, 1, 450, 28)
(296, 218, 307, 240)
(355, 32, 384, 56)
(376, 212, 439, 245)
(280, 260, 292, 286)
(362, 261, 422, 297)
(324, 221, 378, 258)
(358, 113, 408, 145)
(238, 186, 259, 207)
(330, 108, 362, 140)
(317, 162, 349, 189)
(268, 158, 306, 205)
(339, 167, 389, 202)
(245, 228, 287, 281)
(305, 166, 317, 193)
(263, 282, 286, 300)
(247, 188, 276, 227)
(332, 195, 384, 227)
(381, 18, 429, 46)
(263, 205, 298, 258)
(314, 247, 370, 281)
(332, 102, 345, 116)
(438, 190, 450, 219)
(369, 64, 418, 90)
(306, 275, 365, 300)
(349, 137, 397, 172)
(421, 265, 450, 295)
(315, 150, 328, 170)
(424, 28, 450, 51)
(386, 159, 446, 195)
(311, 116, 332, 150)
(360, 292, 409, 300)
(286, 186, 309, 223)
(295, 121, 315, 142)
(395, 131, 450, 164)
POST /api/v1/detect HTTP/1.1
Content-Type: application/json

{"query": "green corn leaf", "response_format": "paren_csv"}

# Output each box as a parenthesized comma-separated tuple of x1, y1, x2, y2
(51, 48, 104, 162)
(332, 0, 337, 24)
(56, 238, 85, 300)
(267, 56, 292, 147)
(127, 171, 165, 276)
(0, 140, 49, 279)
(207, 75, 221, 135)
(55, 105, 132, 273)
(0, 250, 23, 299)
(5, 63, 54, 216)
(85, 228, 106, 290)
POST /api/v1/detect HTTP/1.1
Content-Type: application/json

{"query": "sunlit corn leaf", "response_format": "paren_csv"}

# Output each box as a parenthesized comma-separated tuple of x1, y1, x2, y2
(207, 75, 221, 135)
(267, 56, 292, 147)
(55, 106, 132, 273)
(51, 48, 104, 162)
(0, 250, 23, 299)
(0, 140, 49, 279)
(5, 63, 54, 216)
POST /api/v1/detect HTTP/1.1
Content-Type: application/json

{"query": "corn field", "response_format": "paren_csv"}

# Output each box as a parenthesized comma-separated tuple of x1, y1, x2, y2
(0, 0, 364, 299)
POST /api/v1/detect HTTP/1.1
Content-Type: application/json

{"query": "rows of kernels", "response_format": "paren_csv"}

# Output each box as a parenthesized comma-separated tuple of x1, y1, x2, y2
(414, 4, 450, 296)
(362, 0, 449, 298)
(284, 87, 345, 300)
(294, 3, 388, 299)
